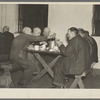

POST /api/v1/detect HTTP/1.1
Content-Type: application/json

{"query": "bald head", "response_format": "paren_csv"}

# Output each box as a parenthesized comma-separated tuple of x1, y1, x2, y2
(22, 27, 32, 35)
(33, 27, 41, 36)
(43, 27, 50, 37)
(3, 26, 9, 33)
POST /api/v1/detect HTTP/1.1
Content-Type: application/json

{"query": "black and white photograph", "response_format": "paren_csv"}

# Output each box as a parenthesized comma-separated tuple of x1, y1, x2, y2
(0, 1, 100, 98)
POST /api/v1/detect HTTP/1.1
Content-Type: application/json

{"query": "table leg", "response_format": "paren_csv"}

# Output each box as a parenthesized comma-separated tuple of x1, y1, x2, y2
(32, 55, 61, 81)
(34, 53, 54, 77)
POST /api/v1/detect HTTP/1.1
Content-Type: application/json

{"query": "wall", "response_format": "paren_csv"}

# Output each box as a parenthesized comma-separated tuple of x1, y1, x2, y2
(92, 36, 100, 69)
(0, 4, 18, 33)
(48, 4, 100, 69)
(48, 4, 93, 44)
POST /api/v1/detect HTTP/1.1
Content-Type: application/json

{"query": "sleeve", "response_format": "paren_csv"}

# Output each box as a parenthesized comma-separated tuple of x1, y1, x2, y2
(59, 40, 75, 57)
(12, 34, 14, 40)
(27, 35, 47, 42)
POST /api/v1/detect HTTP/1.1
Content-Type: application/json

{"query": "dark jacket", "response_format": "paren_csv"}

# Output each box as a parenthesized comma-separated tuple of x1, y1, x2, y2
(0, 33, 5, 54)
(85, 35, 98, 63)
(59, 35, 91, 75)
(10, 33, 47, 61)
(3, 31, 14, 54)
(0, 33, 10, 62)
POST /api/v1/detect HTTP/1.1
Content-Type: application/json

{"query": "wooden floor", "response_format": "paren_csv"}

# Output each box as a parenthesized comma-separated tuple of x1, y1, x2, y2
(10, 70, 100, 88)
(0, 69, 100, 88)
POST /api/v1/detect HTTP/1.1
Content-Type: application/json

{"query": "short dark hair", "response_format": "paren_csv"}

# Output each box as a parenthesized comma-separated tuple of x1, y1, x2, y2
(84, 30, 89, 36)
(78, 28, 84, 33)
(68, 27, 78, 35)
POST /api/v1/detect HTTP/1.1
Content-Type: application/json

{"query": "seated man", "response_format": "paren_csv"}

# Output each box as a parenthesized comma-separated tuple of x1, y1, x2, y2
(10, 27, 47, 85)
(78, 28, 98, 64)
(84, 30, 98, 63)
(0, 30, 9, 62)
(53, 27, 91, 87)
(78, 28, 92, 57)
(3, 26, 14, 55)
(33, 27, 41, 36)
(0, 32, 5, 55)
(43, 27, 51, 37)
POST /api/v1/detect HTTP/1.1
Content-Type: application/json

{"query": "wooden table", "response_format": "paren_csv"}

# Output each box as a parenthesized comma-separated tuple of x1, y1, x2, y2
(26, 49, 62, 81)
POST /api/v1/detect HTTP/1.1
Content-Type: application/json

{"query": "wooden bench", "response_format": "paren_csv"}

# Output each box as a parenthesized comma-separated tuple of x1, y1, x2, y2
(0, 61, 22, 88)
(67, 62, 96, 89)
(0, 63, 15, 88)
(70, 68, 92, 88)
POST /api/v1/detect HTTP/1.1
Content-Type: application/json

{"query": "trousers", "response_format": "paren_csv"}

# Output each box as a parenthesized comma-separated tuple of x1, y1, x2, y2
(12, 52, 40, 85)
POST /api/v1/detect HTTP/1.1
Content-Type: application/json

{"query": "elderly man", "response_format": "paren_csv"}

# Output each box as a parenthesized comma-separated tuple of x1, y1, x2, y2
(3, 26, 14, 55)
(53, 27, 91, 87)
(0, 32, 6, 62)
(10, 27, 47, 85)
(43, 27, 51, 37)
(33, 27, 41, 36)
(0, 32, 4, 55)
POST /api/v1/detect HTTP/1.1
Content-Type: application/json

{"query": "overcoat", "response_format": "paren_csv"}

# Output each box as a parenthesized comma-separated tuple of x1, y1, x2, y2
(85, 35, 98, 63)
(58, 35, 91, 75)
(10, 33, 47, 69)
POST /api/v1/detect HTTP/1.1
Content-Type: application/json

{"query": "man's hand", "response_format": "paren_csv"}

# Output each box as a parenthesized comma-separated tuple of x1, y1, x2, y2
(40, 41, 47, 45)
(56, 40, 63, 47)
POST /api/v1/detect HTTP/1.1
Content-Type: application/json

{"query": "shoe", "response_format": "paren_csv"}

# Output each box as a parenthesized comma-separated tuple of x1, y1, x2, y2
(53, 81, 66, 88)
(18, 80, 27, 86)
(65, 77, 69, 82)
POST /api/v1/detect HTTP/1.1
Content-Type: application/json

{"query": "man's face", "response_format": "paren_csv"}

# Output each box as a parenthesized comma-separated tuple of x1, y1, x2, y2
(67, 30, 75, 40)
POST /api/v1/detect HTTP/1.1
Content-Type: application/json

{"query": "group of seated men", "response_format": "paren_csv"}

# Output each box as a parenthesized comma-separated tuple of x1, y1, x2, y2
(0, 25, 98, 87)
(53, 27, 98, 87)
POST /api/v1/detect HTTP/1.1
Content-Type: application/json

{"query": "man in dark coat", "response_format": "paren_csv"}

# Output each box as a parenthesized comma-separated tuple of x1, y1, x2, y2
(0, 32, 5, 55)
(3, 26, 14, 57)
(84, 31, 98, 63)
(78, 28, 98, 64)
(10, 27, 47, 85)
(78, 28, 93, 62)
(0, 32, 10, 62)
(53, 27, 91, 87)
